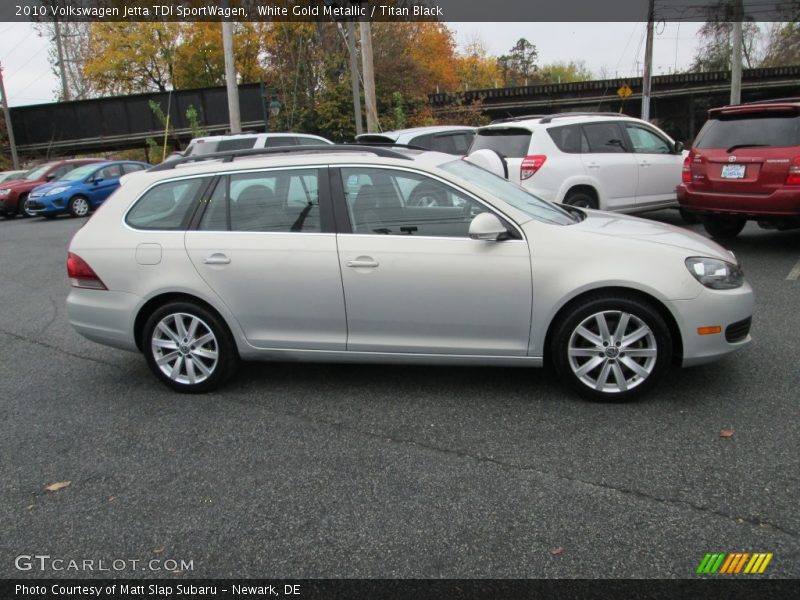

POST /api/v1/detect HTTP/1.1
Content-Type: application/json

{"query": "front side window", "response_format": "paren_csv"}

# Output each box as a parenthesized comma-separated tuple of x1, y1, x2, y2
(122, 163, 147, 174)
(264, 137, 299, 148)
(625, 125, 672, 154)
(97, 165, 123, 180)
(341, 167, 490, 237)
(582, 122, 627, 153)
(126, 178, 206, 230)
(216, 138, 258, 152)
(199, 168, 322, 233)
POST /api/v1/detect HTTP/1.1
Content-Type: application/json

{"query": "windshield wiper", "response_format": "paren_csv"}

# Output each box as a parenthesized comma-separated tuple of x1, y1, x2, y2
(726, 143, 769, 153)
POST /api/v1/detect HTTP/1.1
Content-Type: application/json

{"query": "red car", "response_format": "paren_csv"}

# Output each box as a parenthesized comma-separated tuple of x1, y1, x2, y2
(677, 99, 800, 239)
(0, 158, 104, 219)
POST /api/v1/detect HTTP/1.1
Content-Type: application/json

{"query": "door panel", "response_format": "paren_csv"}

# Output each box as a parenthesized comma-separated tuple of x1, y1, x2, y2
(623, 124, 682, 206)
(580, 122, 638, 210)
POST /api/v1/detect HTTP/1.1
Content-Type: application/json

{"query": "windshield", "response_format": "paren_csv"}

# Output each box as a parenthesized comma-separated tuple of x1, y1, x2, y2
(59, 164, 100, 181)
(439, 159, 576, 225)
(25, 164, 52, 181)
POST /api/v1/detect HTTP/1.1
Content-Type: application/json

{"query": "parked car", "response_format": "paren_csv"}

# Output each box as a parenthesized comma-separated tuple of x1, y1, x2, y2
(467, 113, 686, 213)
(356, 126, 476, 155)
(0, 158, 105, 218)
(0, 169, 29, 184)
(66, 145, 752, 401)
(677, 99, 800, 239)
(27, 161, 150, 218)
(182, 133, 333, 157)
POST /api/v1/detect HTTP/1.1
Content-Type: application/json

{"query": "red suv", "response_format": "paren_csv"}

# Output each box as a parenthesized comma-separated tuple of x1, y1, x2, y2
(0, 158, 104, 219)
(677, 100, 800, 239)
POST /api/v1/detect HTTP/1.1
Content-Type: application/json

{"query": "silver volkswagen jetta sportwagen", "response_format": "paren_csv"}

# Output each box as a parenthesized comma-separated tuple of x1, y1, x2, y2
(66, 146, 753, 401)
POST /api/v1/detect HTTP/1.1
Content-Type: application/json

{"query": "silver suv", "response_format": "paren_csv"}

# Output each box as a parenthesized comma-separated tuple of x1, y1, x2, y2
(66, 145, 752, 401)
(469, 113, 686, 212)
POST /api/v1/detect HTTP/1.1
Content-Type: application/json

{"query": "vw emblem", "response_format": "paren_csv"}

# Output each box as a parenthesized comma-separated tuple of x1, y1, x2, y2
(729, 156, 737, 162)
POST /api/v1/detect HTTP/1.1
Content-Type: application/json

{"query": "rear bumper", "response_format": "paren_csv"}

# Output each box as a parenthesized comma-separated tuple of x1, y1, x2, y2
(66, 288, 141, 352)
(677, 184, 800, 218)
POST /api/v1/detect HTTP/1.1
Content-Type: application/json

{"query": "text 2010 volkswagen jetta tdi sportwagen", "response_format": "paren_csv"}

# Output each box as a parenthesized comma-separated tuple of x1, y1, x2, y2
(66, 146, 753, 401)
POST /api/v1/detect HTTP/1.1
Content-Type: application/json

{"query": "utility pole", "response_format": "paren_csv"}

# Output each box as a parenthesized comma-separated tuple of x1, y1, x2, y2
(222, 16, 241, 133)
(641, 0, 655, 121)
(359, 20, 379, 133)
(0, 63, 20, 169)
(53, 21, 70, 101)
(345, 21, 363, 136)
(730, 0, 744, 105)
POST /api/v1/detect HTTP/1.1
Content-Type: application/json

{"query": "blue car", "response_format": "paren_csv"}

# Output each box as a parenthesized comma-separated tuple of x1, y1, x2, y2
(27, 161, 150, 218)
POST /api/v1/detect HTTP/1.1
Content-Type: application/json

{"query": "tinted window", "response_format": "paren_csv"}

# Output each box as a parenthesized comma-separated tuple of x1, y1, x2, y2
(200, 169, 322, 233)
(126, 178, 206, 230)
(264, 137, 299, 148)
(341, 167, 490, 237)
(421, 132, 474, 155)
(296, 136, 327, 146)
(51, 164, 76, 179)
(122, 163, 147, 174)
(97, 164, 123, 180)
(471, 129, 532, 158)
(582, 122, 627, 153)
(625, 125, 671, 154)
(696, 114, 800, 149)
(547, 125, 589, 153)
(216, 137, 258, 152)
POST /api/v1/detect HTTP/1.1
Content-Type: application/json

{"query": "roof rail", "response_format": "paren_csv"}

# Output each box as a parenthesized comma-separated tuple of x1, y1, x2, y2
(489, 114, 547, 124)
(741, 97, 800, 105)
(148, 144, 413, 172)
(538, 112, 626, 124)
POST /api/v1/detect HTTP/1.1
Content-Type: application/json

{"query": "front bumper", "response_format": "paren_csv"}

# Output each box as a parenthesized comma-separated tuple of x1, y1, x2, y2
(666, 282, 755, 367)
(26, 195, 66, 215)
(677, 184, 800, 218)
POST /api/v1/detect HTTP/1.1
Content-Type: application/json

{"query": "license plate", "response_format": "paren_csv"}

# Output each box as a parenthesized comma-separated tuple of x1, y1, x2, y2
(721, 164, 746, 179)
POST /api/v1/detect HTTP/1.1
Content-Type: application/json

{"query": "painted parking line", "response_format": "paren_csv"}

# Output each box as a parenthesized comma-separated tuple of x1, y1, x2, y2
(786, 258, 800, 281)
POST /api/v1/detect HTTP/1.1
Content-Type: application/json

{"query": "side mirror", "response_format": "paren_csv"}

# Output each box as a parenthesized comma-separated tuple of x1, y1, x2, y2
(45, 174, 56, 181)
(91, 177, 104, 185)
(469, 212, 509, 241)
(673, 140, 685, 154)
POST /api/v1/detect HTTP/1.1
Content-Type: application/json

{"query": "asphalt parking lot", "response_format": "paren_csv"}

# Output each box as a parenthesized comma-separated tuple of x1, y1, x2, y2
(1, 210, 798, 579)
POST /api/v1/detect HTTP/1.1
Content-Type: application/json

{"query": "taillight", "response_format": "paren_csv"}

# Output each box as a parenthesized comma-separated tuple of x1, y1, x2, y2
(785, 156, 800, 185)
(521, 155, 546, 180)
(67, 252, 107, 290)
(681, 154, 692, 184)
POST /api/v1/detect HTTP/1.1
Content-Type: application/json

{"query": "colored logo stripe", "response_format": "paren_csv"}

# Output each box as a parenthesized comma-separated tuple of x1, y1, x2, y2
(697, 553, 773, 575)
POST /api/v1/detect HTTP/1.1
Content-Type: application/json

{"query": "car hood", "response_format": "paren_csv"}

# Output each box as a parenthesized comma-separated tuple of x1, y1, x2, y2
(571, 209, 735, 262)
(0, 178, 43, 192)
(32, 180, 77, 194)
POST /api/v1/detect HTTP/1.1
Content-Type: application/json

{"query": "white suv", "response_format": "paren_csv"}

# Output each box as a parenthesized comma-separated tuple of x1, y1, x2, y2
(468, 113, 686, 213)
(184, 132, 332, 157)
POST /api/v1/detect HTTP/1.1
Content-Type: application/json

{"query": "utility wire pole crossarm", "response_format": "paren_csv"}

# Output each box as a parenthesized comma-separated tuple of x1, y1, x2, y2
(0, 63, 20, 169)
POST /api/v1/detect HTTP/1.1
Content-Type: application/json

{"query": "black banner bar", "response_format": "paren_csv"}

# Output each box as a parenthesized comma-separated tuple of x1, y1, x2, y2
(0, 0, 798, 23)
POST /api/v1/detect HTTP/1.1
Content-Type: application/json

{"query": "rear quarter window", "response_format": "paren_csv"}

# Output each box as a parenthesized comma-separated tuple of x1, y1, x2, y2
(547, 125, 588, 153)
(125, 178, 206, 230)
(696, 113, 800, 149)
(470, 128, 532, 158)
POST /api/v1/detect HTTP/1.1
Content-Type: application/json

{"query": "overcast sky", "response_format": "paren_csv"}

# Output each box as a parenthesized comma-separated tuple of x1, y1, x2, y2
(0, 21, 704, 107)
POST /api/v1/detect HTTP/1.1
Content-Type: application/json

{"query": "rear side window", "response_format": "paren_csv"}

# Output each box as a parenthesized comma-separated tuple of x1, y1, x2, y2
(547, 125, 588, 153)
(296, 136, 326, 146)
(582, 122, 627, 153)
(696, 114, 800, 149)
(414, 132, 475, 155)
(471, 128, 532, 158)
(265, 137, 299, 148)
(126, 178, 206, 230)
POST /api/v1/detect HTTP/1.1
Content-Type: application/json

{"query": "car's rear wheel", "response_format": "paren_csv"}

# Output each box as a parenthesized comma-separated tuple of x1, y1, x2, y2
(551, 294, 672, 402)
(142, 301, 239, 393)
(702, 215, 746, 239)
(563, 190, 598, 210)
(68, 195, 91, 218)
(17, 193, 33, 218)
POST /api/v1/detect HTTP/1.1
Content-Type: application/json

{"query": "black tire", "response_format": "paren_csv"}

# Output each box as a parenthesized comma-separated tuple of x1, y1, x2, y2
(702, 215, 746, 240)
(142, 301, 239, 393)
(563, 189, 598, 210)
(679, 208, 701, 225)
(551, 293, 673, 402)
(17, 193, 33, 218)
(68, 195, 91, 218)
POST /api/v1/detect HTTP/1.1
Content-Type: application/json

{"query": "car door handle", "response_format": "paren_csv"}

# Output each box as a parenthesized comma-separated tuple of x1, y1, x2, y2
(202, 253, 231, 265)
(586, 162, 600, 169)
(346, 259, 379, 268)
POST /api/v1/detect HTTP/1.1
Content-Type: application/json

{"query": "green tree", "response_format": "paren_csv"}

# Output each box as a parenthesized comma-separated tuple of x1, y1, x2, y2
(498, 38, 538, 86)
(761, 22, 800, 67)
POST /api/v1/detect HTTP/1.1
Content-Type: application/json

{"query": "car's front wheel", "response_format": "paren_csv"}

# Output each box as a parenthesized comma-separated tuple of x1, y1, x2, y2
(17, 193, 33, 218)
(551, 294, 672, 402)
(702, 215, 746, 239)
(68, 195, 91, 218)
(142, 301, 239, 393)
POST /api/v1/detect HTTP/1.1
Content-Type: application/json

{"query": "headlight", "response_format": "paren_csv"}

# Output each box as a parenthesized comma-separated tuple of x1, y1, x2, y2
(0, 188, 10, 197)
(685, 257, 744, 290)
(46, 186, 69, 196)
